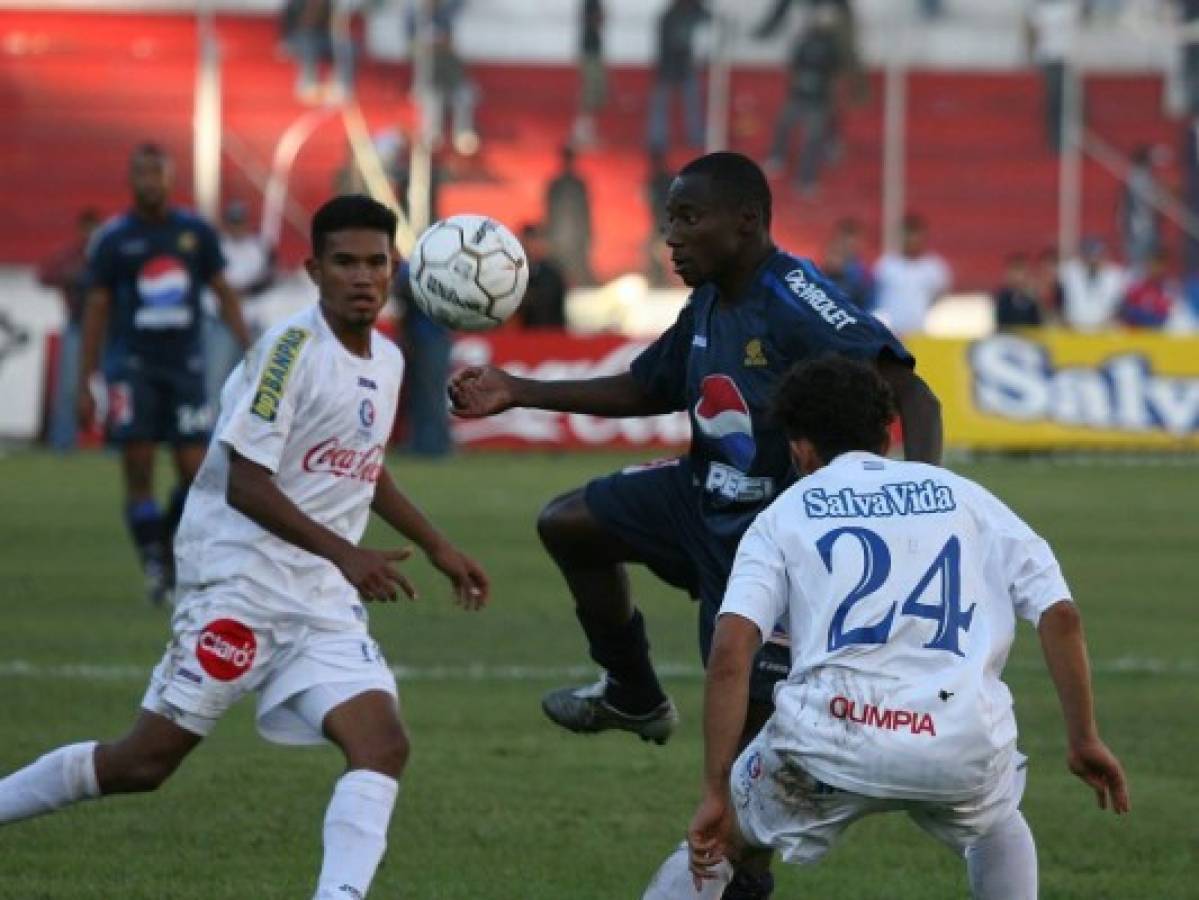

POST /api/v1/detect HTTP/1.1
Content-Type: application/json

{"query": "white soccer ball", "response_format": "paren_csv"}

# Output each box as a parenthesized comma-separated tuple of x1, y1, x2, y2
(408, 214, 528, 331)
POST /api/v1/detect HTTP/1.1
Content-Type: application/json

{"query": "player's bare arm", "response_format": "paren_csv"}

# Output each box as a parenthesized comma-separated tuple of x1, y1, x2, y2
(371, 467, 490, 610)
(1037, 600, 1130, 814)
(876, 355, 943, 465)
(688, 613, 760, 884)
(448, 368, 673, 419)
(75, 285, 111, 428)
(225, 450, 415, 602)
(209, 272, 252, 350)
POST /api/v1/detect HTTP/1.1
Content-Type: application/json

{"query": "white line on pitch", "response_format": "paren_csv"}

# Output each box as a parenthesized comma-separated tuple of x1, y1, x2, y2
(0, 657, 1193, 683)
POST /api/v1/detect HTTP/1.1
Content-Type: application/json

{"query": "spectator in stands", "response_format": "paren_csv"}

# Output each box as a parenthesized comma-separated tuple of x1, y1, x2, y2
(821, 217, 873, 311)
(1119, 248, 1178, 329)
(282, 0, 356, 104)
(872, 213, 951, 336)
(1025, 0, 1080, 154)
(753, 0, 865, 168)
(573, 0, 607, 148)
(518, 223, 569, 329)
(994, 252, 1046, 329)
(38, 208, 100, 452)
(410, 0, 479, 156)
(1031, 246, 1064, 320)
(645, 149, 675, 285)
(763, 3, 845, 196)
(205, 201, 275, 402)
(1179, 0, 1199, 118)
(545, 145, 596, 286)
(1060, 237, 1128, 331)
(1120, 145, 1164, 272)
(647, 0, 711, 154)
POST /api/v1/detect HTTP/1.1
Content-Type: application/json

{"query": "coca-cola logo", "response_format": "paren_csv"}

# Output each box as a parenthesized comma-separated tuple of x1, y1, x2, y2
(302, 438, 385, 482)
(196, 618, 257, 681)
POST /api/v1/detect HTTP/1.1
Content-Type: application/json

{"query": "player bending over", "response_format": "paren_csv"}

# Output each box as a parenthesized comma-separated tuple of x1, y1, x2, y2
(0, 195, 489, 900)
(644, 356, 1129, 900)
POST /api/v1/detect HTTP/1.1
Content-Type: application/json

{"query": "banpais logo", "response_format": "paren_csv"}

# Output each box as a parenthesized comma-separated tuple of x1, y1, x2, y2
(196, 619, 257, 681)
(303, 438, 385, 482)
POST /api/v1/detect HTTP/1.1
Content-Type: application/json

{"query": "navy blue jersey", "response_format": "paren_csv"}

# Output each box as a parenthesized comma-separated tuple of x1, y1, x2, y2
(630, 249, 913, 544)
(87, 209, 224, 371)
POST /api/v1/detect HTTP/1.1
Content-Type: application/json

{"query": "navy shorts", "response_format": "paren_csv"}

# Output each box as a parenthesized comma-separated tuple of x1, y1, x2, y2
(104, 356, 213, 446)
(584, 457, 789, 704)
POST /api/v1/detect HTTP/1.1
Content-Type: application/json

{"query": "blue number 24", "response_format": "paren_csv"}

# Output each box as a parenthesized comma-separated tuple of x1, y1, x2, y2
(817, 527, 976, 656)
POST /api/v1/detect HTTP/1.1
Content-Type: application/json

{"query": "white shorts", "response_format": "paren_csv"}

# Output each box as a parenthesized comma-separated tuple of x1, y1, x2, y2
(731, 729, 1028, 865)
(140, 597, 398, 746)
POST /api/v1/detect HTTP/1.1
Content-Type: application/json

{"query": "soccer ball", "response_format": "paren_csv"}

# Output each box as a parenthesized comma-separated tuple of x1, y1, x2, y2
(408, 214, 528, 331)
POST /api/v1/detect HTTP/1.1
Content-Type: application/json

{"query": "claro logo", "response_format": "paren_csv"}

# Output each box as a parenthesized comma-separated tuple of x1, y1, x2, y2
(196, 619, 257, 681)
(971, 335, 1199, 436)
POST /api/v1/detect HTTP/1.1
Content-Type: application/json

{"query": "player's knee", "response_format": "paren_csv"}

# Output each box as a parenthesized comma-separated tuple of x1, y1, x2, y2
(102, 750, 180, 794)
(350, 727, 411, 779)
(536, 492, 594, 560)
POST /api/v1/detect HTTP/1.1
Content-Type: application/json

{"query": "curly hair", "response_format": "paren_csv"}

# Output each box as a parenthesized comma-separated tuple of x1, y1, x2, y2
(772, 356, 896, 462)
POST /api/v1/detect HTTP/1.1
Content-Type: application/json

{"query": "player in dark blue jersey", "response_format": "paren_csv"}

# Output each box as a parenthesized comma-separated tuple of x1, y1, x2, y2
(78, 143, 250, 605)
(450, 152, 940, 897)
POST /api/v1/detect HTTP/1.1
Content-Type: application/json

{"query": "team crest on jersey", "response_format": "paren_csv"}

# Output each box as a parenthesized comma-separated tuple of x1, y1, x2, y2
(359, 398, 376, 429)
(177, 231, 197, 253)
(252, 327, 310, 421)
(743, 338, 767, 368)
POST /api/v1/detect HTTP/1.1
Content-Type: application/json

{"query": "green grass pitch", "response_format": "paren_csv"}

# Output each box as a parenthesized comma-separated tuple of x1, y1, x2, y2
(0, 451, 1194, 898)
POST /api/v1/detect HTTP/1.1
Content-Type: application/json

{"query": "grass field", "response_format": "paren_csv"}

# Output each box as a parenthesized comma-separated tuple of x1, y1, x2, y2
(0, 450, 1195, 899)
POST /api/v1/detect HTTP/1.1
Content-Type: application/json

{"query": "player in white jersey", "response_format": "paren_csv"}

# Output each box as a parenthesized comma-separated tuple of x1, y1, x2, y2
(0, 195, 490, 900)
(644, 356, 1128, 900)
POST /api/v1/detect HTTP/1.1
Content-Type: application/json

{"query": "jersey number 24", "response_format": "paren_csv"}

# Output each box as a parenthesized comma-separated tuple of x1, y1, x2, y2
(817, 527, 975, 656)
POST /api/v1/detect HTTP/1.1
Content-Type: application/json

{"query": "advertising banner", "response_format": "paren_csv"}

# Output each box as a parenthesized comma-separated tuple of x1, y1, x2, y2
(907, 330, 1199, 450)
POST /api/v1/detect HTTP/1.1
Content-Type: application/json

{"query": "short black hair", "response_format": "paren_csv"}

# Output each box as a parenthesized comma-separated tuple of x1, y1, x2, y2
(678, 151, 772, 229)
(130, 142, 169, 167)
(311, 194, 397, 257)
(772, 356, 896, 462)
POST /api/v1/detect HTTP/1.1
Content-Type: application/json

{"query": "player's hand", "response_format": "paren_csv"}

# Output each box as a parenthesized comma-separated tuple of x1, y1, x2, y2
(425, 540, 490, 610)
(336, 546, 417, 603)
(1067, 736, 1131, 815)
(76, 385, 96, 430)
(447, 365, 517, 418)
(687, 791, 733, 889)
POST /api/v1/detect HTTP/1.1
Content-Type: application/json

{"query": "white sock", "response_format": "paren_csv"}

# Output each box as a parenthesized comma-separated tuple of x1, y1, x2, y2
(313, 769, 399, 900)
(0, 741, 100, 824)
(966, 810, 1038, 900)
(642, 841, 733, 900)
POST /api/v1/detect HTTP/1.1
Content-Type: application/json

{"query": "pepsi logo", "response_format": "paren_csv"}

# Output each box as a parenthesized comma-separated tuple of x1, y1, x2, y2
(694, 375, 756, 470)
(137, 255, 190, 307)
(195, 618, 257, 681)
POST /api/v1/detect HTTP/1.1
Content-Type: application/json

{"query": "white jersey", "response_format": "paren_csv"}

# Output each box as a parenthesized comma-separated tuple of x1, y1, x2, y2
(174, 304, 404, 629)
(721, 452, 1070, 802)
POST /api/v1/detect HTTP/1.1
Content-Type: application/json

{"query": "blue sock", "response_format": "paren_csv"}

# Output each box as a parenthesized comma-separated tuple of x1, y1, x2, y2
(124, 498, 165, 565)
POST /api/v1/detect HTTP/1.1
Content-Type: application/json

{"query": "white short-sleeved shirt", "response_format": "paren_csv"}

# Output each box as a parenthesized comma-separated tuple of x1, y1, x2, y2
(174, 304, 404, 629)
(871, 253, 950, 336)
(720, 452, 1070, 802)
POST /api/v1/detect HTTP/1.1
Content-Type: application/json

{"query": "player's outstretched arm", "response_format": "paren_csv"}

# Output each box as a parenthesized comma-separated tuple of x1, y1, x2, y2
(877, 356, 943, 465)
(448, 367, 672, 419)
(1037, 600, 1131, 815)
(371, 467, 489, 610)
(226, 451, 415, 602)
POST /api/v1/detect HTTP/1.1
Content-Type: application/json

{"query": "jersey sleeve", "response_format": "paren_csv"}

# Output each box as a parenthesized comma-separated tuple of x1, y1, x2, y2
(718, 514, 789, 642)
(970, 483, 1073, 625)
(85, 230, 117, 292)
(774, 259, 914, 368)
(217, 326, 314, 473)
(197, 220, 227, 283)
(628, 300, 695, 411)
